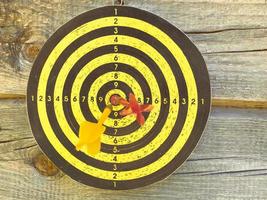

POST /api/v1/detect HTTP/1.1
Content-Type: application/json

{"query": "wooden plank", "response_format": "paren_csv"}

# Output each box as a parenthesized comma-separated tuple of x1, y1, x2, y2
(0, 99, 266, 199)
(0, 1, 266, 199)
(0, 161, 267, 200)
(188, 28, 267, 53)
(1, 1, 267, 102)
(131, 1, 267, 32)
(1, 50, 266, 102)
(164, 0, 266, 3)
(205, 52, 267, 101)
(1, 1, 267, 34)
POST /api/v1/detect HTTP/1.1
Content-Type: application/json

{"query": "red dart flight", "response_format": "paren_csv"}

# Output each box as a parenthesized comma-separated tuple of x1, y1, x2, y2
(110, 93, 154, 126)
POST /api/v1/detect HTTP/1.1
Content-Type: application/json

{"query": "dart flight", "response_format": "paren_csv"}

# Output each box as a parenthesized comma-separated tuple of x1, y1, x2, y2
(76, 105, 112, 155)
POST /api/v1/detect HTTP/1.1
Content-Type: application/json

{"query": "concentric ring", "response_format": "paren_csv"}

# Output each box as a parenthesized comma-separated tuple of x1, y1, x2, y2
(104, 89, 125, 111)
(87, 71, 145, 128)
(27, 6, 211, 190)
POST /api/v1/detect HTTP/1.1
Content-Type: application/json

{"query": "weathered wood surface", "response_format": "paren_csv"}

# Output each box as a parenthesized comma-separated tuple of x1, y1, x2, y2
(0, 99, 267, 199)
(0, 0, 267, 199)
(0, 0, 267, 103)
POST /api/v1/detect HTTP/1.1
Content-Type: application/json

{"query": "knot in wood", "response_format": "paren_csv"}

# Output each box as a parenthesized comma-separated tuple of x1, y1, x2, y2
(22, 43, 42, 62)
(33, 153, 59, 176)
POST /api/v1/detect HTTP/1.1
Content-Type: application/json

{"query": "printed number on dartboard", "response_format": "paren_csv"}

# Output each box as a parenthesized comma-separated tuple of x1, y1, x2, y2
(30, 95, 206, 105)
(30, 95, 84, 102)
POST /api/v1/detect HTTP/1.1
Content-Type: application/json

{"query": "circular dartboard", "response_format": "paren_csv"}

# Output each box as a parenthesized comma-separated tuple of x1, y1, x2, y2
(27, 6, 211, 190)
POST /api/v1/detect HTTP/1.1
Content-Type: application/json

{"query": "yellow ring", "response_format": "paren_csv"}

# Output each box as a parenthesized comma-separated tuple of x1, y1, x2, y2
(104, 89, 125, 111)
(54, 37, 177, 161)
(54, 44, 175, 161)
(70, 54, 160, 146)
(37, 16, 197, 180)
(88, 71, 144, 128)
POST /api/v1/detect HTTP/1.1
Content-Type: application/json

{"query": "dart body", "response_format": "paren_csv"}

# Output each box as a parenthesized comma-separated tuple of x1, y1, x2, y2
(111, 93, 154, 126)
(76, 106, 112, 155)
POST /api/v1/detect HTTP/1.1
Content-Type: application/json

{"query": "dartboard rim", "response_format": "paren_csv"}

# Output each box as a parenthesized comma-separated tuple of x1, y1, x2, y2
(26, 5, 211, 190)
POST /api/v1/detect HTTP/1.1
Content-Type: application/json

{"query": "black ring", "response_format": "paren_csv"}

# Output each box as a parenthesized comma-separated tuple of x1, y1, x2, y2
(27, 6, 211, 190)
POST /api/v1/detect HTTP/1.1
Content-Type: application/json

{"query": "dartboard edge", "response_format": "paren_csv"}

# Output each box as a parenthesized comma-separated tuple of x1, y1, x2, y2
(26, 5, 211, 190)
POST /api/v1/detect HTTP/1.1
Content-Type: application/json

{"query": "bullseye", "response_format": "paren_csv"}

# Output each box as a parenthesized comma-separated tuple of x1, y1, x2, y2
(110, 94, 121, 106)
(107, 91, 125, 111)
(27, 6, 211, 190)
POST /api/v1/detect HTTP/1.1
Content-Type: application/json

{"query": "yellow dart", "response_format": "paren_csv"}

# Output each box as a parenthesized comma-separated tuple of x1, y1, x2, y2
(76, 105, 112, 155)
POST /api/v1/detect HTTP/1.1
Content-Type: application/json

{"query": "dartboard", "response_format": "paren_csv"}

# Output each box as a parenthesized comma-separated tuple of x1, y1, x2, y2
(27, 6, 211, 190)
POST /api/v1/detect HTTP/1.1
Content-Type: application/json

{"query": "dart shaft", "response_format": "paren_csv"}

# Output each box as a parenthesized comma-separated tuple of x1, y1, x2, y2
(97, 106, 112, 125)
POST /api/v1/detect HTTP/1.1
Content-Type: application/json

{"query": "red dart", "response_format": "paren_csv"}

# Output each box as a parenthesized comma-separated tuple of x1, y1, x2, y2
(110, 95, 129, 106)
(110, 93, 153, 126)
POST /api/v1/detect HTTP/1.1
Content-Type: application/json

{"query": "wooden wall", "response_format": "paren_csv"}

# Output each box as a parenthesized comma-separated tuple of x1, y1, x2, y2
(0, 0, 266, 199)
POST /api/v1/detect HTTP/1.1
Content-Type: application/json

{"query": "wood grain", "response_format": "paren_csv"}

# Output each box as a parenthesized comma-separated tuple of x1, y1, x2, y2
(0, 0, 267, 199)
(212, 99, 267, 109)
(0, 0, 266, 102)
(0, 99, 267, 199)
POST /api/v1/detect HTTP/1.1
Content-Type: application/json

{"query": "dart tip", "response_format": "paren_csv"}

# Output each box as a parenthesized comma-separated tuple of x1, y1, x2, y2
(110, 94, 120, 106)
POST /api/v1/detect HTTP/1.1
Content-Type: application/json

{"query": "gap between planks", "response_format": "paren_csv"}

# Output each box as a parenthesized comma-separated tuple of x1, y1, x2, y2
(0, 94, 266, 109)
(212, 99, 267, 109)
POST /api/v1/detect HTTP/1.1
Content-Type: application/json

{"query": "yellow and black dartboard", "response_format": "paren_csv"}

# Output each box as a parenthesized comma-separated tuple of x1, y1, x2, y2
(27, 6, 211, 190)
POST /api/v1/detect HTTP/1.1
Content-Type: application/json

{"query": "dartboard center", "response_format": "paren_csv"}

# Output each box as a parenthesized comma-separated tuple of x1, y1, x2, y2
(110, 94, 121, 106)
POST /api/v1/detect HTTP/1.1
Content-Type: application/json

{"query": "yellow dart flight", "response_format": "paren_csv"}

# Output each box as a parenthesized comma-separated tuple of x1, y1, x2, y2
(76, 105, 112, 155)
